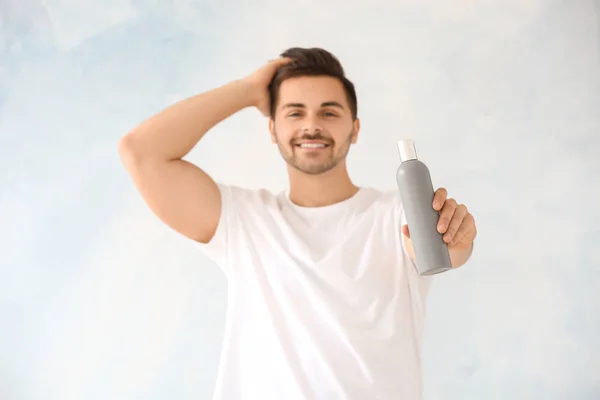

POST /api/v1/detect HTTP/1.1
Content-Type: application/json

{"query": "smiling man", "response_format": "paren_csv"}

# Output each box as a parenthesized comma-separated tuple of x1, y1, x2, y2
(119, 47, 477, 400)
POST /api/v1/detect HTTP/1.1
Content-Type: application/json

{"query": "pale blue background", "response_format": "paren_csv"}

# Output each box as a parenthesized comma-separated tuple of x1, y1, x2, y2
(1, 1, 599, 399)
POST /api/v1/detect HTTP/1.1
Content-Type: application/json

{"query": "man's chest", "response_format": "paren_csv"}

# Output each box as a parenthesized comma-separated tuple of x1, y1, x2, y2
(232, 212, 407, 308)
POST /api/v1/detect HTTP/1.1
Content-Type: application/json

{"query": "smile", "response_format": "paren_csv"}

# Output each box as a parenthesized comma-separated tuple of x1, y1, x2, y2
(295, 143, 330, 148)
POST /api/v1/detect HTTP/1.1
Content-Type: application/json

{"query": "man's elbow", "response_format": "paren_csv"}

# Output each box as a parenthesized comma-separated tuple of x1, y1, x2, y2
(118, 133, 141, 162)
(118, 132, 155, 170)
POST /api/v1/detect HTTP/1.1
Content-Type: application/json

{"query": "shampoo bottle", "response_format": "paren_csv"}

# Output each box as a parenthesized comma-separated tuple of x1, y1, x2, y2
(396, 139, 452, 276)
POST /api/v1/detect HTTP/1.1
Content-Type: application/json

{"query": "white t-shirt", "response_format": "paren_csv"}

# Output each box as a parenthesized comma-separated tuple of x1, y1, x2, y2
(196, 184, 434, 400)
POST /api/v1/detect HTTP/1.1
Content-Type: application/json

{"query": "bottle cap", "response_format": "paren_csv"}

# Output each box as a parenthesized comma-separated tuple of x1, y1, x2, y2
(397, 139, 418, 162)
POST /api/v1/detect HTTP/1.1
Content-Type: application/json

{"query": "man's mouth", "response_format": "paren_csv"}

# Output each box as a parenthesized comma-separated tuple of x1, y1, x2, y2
(296, 143, 329, 149)
(294, 141, 331, 149)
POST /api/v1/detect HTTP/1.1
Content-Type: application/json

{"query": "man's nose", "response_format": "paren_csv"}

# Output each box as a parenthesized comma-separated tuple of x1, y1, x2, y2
(301, 118, 323, 135)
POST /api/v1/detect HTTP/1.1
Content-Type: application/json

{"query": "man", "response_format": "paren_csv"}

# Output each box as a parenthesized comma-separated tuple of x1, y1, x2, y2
(119, 47, 477, 399)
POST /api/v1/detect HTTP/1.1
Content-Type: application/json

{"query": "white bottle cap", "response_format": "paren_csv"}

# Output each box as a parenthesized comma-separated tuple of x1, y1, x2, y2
(397, 139, 418, 162)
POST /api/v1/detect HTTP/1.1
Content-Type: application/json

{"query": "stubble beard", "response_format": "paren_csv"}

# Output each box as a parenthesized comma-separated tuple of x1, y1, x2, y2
(275, 129, 354, 176)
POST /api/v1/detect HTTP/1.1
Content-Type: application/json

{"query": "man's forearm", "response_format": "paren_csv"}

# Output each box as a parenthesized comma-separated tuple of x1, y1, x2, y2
(120, 79, 257, 161)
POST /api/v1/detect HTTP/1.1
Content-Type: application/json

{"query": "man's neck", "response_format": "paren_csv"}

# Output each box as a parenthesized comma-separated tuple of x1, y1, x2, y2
(287, 164, 359, 208)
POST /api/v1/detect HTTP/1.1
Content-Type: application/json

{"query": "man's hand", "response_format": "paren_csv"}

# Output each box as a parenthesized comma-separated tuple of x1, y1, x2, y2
(241, 57, 292, 117)
(402, 187, 477, 268)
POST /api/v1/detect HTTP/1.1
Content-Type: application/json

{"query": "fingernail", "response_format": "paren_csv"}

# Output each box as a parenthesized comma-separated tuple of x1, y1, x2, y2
(438, 224, 445, 232)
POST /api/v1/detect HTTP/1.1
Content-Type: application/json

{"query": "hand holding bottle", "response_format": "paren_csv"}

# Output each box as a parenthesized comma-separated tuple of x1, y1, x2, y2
(396, 139, 477, 275)
(402, 187, 477, 249)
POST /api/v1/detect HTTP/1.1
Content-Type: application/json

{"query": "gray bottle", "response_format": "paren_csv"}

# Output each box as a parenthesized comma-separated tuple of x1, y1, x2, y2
(396, 139, 452, 276)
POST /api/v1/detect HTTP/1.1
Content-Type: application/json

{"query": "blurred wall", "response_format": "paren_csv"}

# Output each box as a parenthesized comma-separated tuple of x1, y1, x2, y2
(1, 1, 598, 399)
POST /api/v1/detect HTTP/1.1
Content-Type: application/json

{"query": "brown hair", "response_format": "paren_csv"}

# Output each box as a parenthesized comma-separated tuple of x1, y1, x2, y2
(268, 47, 358, 120)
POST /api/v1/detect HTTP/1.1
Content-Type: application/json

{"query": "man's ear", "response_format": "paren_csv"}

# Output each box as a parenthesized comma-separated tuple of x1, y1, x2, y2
(351, 118, 360, 144)
(269, 118, 277, 143)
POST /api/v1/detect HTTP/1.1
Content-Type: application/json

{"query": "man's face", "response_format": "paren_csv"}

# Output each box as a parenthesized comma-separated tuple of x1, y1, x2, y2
(269, 76, 360, 175)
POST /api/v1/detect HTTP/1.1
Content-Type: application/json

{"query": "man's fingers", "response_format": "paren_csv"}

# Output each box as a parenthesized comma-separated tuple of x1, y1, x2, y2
(437, 198, 457, 233)
(432, 188, 447, 211)
(271, 57, 293, 68)
(451, 213, 476, 245)
(443, 204, 468, 243)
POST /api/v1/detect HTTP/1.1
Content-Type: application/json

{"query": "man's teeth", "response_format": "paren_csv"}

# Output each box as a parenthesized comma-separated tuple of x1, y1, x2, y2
(299, 143, 327, 148)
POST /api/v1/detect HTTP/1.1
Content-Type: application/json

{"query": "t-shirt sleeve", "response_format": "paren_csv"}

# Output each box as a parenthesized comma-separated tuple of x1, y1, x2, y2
(193, 182, 234, 274)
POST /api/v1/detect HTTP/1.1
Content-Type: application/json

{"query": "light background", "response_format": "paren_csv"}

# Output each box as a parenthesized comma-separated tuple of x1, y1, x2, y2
(1, 0, 599, 399)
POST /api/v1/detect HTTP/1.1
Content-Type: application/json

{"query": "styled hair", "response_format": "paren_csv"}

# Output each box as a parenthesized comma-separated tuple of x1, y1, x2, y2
(268, 47, 358, 119)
